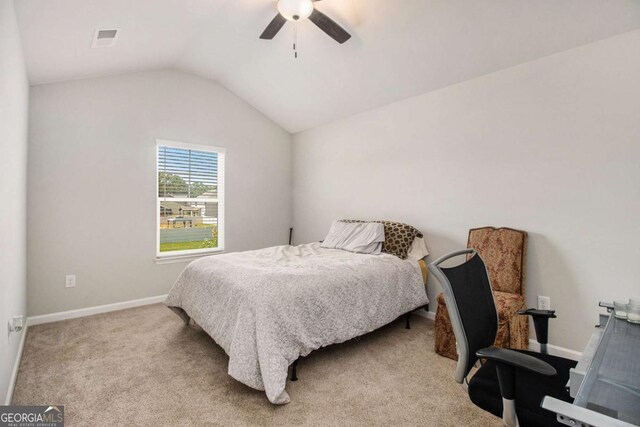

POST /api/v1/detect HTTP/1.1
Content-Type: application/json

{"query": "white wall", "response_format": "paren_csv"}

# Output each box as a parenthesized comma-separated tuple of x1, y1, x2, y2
(292, 30, 640, 352)
(0, 0, 29, 403)
(28, 69, 292, 316)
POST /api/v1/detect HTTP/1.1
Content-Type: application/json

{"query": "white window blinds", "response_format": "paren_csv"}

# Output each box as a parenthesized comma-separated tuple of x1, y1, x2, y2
(157, 141, 225, 257)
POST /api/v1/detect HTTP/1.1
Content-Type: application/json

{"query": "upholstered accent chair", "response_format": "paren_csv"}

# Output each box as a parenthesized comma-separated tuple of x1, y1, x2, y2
(435, 227, 529, 360)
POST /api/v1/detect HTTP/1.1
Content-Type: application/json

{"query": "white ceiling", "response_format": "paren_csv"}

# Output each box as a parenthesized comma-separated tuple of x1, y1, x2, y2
(16, 0, 640, 133)
(15, 0, 224, 83)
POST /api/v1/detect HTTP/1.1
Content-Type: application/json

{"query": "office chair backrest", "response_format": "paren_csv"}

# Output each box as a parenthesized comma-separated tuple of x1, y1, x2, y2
(429, 249, 499, 384)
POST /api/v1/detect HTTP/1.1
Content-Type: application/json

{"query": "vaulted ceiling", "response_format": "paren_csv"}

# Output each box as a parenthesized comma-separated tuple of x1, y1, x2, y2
(15, 0, 640, 133)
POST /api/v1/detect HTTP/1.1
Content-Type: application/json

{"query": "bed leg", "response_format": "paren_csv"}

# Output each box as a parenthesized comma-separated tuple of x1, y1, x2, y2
(290, 359, 298, 382)
(405, 313, 411, 329)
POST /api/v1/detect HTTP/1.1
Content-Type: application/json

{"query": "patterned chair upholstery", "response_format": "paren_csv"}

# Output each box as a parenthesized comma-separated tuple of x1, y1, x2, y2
(435, 227, 529, 360)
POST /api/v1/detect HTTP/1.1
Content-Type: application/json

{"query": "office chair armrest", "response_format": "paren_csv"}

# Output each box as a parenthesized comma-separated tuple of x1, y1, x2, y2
(476, 347, 557, 377)
(517, 308, 556, 319)
(477, 347, 557, 426)
(517, 308, 557, 349)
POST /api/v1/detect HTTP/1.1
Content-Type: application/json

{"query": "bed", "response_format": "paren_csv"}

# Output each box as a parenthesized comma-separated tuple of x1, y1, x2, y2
(165, 224, 429, 404)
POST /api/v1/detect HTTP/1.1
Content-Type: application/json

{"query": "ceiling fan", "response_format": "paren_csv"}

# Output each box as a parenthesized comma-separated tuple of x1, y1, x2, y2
(259, 0, 351, 44)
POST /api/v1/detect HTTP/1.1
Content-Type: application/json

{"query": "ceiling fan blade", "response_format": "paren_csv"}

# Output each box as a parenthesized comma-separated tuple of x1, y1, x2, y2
(260, 13, 287, 39)
(309, 9, 351, 44)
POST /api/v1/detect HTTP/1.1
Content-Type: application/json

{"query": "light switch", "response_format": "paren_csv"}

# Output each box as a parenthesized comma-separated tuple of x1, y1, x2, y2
(65, 274, 76, 288)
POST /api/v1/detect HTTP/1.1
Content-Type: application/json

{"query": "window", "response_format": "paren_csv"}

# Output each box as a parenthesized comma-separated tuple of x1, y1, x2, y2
(157, 140, 225, 259)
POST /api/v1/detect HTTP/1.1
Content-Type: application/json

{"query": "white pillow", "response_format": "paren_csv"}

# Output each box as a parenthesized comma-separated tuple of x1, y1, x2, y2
(321, 221, 385, 254)
(406, 236, 430, 261)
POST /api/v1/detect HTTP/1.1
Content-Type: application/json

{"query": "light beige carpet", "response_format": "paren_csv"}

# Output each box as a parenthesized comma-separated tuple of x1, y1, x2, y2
(13, 304, 500, 426)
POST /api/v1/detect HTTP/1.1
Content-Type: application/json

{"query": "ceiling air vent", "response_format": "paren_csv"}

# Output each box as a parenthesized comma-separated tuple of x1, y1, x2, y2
(91, 28, 119, 48)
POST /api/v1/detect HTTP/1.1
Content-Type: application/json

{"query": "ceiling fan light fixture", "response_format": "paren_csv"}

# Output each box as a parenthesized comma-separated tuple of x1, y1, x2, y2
(277, 0, 314, 21)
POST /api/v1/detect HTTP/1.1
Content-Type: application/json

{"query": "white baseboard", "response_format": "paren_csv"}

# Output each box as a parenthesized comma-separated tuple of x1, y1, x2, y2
(4, 324, 28, 405)
(413, 309, 436, 321)
(5, 295, 167, 404)
(411, 309, 582, 361)
(528, 339, 582, 361)
(27, 294, 168, 326)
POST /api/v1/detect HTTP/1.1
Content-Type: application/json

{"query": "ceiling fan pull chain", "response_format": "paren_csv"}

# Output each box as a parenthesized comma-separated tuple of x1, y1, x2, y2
(293, 23, 298, 59)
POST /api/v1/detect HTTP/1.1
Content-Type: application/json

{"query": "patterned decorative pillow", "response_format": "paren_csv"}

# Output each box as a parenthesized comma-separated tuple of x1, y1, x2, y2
(340, 219, 422, 259)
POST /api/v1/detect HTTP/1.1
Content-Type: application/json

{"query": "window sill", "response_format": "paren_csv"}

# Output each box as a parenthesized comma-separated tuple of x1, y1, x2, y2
(155, 249, 225, 265)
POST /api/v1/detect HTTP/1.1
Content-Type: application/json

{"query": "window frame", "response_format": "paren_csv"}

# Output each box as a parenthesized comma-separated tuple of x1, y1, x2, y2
(155, 139, 226, 261)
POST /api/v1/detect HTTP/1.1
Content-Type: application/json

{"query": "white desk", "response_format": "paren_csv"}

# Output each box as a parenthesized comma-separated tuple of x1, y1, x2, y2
(542, 305, 640, 427)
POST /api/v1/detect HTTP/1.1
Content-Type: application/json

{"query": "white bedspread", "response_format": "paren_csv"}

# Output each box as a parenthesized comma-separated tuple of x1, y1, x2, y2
(164, 242, 428, 404)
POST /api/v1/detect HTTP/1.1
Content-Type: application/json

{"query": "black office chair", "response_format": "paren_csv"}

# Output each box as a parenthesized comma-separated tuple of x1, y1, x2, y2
(428, 249, 577, 427)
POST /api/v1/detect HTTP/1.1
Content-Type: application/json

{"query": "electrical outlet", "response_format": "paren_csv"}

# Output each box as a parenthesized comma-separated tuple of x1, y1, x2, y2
(538, 295, 551, 310)
(65, 274, 76, 288)
(11, 315, 24, 332)
(8, 315, 24, 334)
